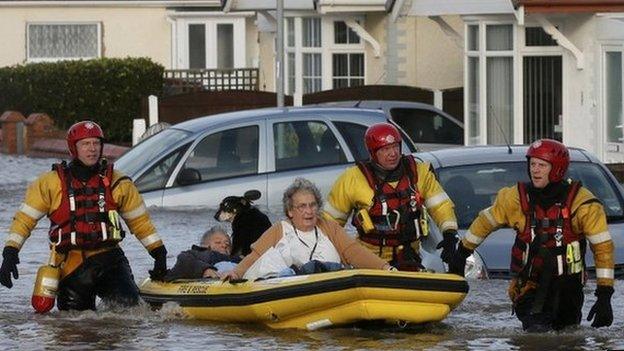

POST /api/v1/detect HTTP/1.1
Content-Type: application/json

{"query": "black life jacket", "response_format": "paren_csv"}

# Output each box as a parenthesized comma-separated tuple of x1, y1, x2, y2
(351, 155, 424, 248)
(48, 161, 125, 252)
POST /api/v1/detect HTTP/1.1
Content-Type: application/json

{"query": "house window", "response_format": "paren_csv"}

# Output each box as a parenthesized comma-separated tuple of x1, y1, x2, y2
(188, 24, 206, 69)
(525, 27, 557, 47)
(303, 53, 322, 93)
(302, 18, 321, 48)
(287, 52, 296, 95)
(287, 18, 295, 47)
(217, 24, 234, 69)
(188, 22, 235, 69)
(332, 53, 364, 88)
(467, 25, 479, 51)
(27, 23, 100, 61)
(302, 18, 322, 93)
(334, 21, 360, 44)
(466, 23, 514, 145)
(467, 57, 480, 144)
(175, 18, 246, 70)
(605, 50, 623, 143)
(285, 16, 365, 95)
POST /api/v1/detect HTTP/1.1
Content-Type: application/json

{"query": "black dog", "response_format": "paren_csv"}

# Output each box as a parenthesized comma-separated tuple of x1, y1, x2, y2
(214, 190, 272, 257)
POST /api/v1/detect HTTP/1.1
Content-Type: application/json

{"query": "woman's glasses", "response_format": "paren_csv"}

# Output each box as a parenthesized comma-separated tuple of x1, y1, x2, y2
(293, 201, 318, 212)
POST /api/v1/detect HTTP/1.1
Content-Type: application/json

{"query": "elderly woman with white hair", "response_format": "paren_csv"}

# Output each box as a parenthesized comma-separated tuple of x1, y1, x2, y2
(164, 225, 241, 281)
(221, 178, 392, 280)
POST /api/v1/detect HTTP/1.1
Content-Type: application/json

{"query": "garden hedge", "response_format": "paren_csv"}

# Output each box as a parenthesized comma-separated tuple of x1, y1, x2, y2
(0, 57, 164, 143)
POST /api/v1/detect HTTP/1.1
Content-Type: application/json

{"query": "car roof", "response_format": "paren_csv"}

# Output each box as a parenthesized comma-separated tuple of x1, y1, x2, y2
(312, 100, 463, 124)
(415, 145, 595, 169)
(314, 100, 440, 109)
(169, 106, 388, 134)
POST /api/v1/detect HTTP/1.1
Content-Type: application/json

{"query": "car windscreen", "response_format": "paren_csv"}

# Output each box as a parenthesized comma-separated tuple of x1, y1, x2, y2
(333, 121, 416, 160)
(437, 161, 624, 229)
(390, 108, 463, 144)
(115, 128, 192, 177)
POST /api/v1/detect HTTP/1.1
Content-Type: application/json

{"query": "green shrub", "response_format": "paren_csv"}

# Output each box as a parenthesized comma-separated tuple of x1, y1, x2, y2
(0, 57, 164, 143)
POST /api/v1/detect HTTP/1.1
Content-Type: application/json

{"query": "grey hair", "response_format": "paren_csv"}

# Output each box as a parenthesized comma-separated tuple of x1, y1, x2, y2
(200, 225, 229, 245)
(282, 177, 323, 217)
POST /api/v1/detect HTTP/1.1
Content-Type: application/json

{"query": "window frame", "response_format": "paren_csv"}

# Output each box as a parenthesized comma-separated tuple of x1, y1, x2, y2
(284, 15, 366, 95)
(465, 20, 517, 146)
(135, 144, 190, 193)
(465, 18, 571, 148)
(331, 52, 365, 89)
(271, 119, 349, 172)
(167, 121, 266, 188)
(173, 16, 246, 69)
(26, 22, 102, 62)
(602, 44, 624, 149)
(177, 125, 261, 184)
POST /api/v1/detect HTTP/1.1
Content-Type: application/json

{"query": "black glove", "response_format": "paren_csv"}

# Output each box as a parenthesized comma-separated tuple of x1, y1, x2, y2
(447, 242, 472, 276)
(587, 285, 614, 328)
(436, 230, 459, 264)
(148, 246, 168, 281)
(0, 246, 20, 289)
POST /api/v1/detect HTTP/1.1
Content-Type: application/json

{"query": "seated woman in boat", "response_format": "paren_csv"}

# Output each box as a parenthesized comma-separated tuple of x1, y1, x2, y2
(220, 178, 394, 281)
(164, 226, 241, 281)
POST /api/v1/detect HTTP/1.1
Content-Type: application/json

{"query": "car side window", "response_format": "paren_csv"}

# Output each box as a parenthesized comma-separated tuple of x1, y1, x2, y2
(333, 121, 369, 161)
(179, 125, 259, 183)
(273, 121, 347, 171)
(568, 163, 624, 218)
(390, 108, 463, 144)
(135, 145, 188, 192)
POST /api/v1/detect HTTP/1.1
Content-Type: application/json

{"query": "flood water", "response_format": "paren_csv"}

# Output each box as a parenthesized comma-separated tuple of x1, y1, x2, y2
(0, 155, 622, 350)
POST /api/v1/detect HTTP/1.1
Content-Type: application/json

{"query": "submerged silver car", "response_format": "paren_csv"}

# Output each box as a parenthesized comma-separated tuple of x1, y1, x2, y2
(115, 107, 415, 212)
(416, 145, 624, 278)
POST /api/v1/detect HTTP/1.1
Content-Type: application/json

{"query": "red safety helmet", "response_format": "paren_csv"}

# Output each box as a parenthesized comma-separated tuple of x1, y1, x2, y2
(365, 123, 402, 162)
(526, 139, 569, 183)
(66, 121, 104, 158)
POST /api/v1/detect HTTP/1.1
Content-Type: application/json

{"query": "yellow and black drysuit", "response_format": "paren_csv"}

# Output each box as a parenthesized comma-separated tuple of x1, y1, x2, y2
(459, 180, 614, 331)
(323, 155, 458, 268)
(2, 160, 167, 311)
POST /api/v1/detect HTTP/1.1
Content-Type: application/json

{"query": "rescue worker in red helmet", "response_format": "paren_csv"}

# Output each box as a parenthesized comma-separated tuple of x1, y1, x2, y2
(0, 120, 168, 311)
(449, 139, 615, 331)
(322, 122, 459, 271)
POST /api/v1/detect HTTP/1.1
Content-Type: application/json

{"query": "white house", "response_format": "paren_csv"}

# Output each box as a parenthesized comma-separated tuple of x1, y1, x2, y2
(402, 0, 624, 163)
(0, 0, 464, 96)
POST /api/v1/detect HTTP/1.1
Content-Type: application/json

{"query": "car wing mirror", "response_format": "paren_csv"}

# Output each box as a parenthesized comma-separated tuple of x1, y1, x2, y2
(177, 168, 201, 186)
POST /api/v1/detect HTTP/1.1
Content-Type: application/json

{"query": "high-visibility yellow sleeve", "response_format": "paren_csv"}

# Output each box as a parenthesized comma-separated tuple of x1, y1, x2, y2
(415, 162, 457, 233)
(5, 171, 60, 250)
(462, 186, 519, 251)
(112, 171, 164, 252)
(572, 187, 614, 287)
(322, 165, 370, 226)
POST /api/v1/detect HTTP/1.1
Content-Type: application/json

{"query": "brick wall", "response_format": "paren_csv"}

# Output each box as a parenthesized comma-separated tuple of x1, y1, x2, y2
(0, 111, 128, 160)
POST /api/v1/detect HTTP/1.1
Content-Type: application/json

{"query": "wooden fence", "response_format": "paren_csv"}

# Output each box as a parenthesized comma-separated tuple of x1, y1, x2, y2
(142, 84, 463, 125)
(163, 68, 259, 96)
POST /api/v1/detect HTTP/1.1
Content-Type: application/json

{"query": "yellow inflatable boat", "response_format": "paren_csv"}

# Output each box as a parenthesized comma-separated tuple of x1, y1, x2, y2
(139, 269, 468, 330)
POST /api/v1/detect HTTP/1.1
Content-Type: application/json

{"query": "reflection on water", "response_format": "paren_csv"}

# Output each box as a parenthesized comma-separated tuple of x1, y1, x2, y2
(0, 158, 622, 350)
